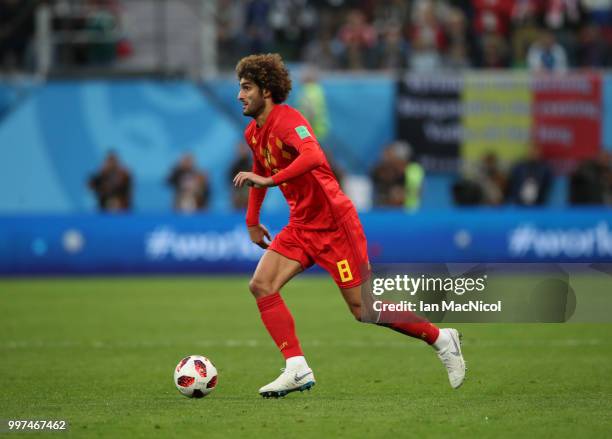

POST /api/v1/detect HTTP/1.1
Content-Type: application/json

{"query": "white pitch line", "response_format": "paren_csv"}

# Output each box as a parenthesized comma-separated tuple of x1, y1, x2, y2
(0, 338, 606, 349)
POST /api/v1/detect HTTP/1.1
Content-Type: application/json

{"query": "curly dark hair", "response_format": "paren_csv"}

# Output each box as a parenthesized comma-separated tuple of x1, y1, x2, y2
(236, 53, 292, 104)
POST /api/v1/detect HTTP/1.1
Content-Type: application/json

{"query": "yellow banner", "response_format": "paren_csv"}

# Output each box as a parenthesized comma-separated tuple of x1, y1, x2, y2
(461, 72, 531, 162)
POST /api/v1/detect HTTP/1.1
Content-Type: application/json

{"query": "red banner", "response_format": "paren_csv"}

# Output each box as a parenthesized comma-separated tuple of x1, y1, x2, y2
(532, 73, 602, 160)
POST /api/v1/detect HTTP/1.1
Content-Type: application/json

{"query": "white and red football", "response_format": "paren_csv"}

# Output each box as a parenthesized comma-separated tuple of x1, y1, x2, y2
(174, 355, 218, 398)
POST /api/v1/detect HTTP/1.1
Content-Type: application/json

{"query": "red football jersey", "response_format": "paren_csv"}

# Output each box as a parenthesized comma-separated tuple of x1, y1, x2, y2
(244, 104, 354, 230)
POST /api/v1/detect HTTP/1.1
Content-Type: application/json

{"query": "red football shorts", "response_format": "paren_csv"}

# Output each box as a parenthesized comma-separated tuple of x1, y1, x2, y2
(269, 210, 370, 288)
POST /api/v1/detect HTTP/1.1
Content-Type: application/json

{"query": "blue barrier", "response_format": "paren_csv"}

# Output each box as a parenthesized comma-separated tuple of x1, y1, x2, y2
(0, 77, 395, 214)
(1, 210, 611, 275)
(0, 80, 242, 213)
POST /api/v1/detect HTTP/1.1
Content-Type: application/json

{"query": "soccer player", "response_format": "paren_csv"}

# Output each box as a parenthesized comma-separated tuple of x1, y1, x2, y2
(233, 54, 466, 398)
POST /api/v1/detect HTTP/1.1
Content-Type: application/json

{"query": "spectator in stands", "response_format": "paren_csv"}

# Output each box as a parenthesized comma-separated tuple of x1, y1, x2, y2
(506, 150, 553, 206)
(568, 151, 612, 205)
(376, 23, 409, 71)
(297, 67, 330, 143)
(541, 0, 585, 31)
(511, 0, 541, 67)
(372, 0, 410, 30)
(167, 153, 210, 212)
(471, 0, 514, 66)
(303, 26, 340, 71)
(584, 0, 612, 26)
(244, 0, 273, 54)
(541, 0, 586, 64)
(527, 29, 568, 72)
(229, 143, 252, 210)
(88, 151, 132, 211)
(403, 144, 425, 211)
(52, 1, 88, 67)
(217, 0, 246, 69)
(444, 7, 472, 69)
(292, 68, 344, 184)
(471, 0, 514, 38)
(268, 0, 317, 61)
(85, 3, 120, 66)
(408, 0, 446, 72)
(303, 8, 340, 70)
(479, 152, 508, 205)
(576, 24, 611, 68)
(452, 152, 507, 206)
(480, 32, 511, 68)
(336, 9, 377, 70)
(51, 0, 124, 68)
(0, 0, 36, 72)
(371, 142, 408, 208)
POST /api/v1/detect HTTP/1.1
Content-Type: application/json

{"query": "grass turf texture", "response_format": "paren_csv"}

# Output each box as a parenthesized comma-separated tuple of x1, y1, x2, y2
(1, 276, 611, 438)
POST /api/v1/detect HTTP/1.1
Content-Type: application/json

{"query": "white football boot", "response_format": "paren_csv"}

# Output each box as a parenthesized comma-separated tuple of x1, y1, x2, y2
(258, 367, 316, 398)
(435, 328, 466, 389)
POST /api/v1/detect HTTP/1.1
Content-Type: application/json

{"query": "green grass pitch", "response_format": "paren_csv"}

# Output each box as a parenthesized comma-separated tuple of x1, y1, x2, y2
(1, 276, 611, 438)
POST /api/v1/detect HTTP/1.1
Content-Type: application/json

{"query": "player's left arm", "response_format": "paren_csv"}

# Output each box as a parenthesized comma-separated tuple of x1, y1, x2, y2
(269, 122, 326, 185)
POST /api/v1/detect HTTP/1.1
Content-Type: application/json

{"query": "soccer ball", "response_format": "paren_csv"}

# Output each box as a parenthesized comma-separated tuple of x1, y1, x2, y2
(174, 355, 218, 398)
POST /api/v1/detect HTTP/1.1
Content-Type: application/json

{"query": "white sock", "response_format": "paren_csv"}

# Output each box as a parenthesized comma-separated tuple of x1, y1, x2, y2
(286, 356, 309, 370)
(432, 328, 450, 351)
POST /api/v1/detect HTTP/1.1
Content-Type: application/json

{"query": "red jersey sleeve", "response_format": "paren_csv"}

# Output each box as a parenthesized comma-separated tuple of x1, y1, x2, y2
(270, 113, 326, 185)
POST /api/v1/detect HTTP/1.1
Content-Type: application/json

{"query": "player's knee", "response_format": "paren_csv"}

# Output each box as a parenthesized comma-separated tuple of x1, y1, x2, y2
(248, 277, 274, 298)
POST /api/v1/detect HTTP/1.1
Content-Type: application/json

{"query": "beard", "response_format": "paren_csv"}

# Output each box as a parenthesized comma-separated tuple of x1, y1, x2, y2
(243, 97, 265, 118)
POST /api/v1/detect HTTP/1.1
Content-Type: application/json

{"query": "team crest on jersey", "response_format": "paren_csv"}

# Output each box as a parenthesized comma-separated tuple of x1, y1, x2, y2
(295, 125, 311, 139)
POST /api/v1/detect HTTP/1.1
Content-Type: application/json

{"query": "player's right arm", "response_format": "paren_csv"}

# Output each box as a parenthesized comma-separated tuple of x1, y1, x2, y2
(245, 151, 271, 249)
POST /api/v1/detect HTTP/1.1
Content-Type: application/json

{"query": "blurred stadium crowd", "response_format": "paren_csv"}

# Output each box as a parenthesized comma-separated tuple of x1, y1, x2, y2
(217, 0, 612, 71)
(1, 0, 612, 72)
(2, 0, 612, 214)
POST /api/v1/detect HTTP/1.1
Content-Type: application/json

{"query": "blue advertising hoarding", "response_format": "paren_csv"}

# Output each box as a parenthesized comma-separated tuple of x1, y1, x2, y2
(1, 210, 611, 275)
